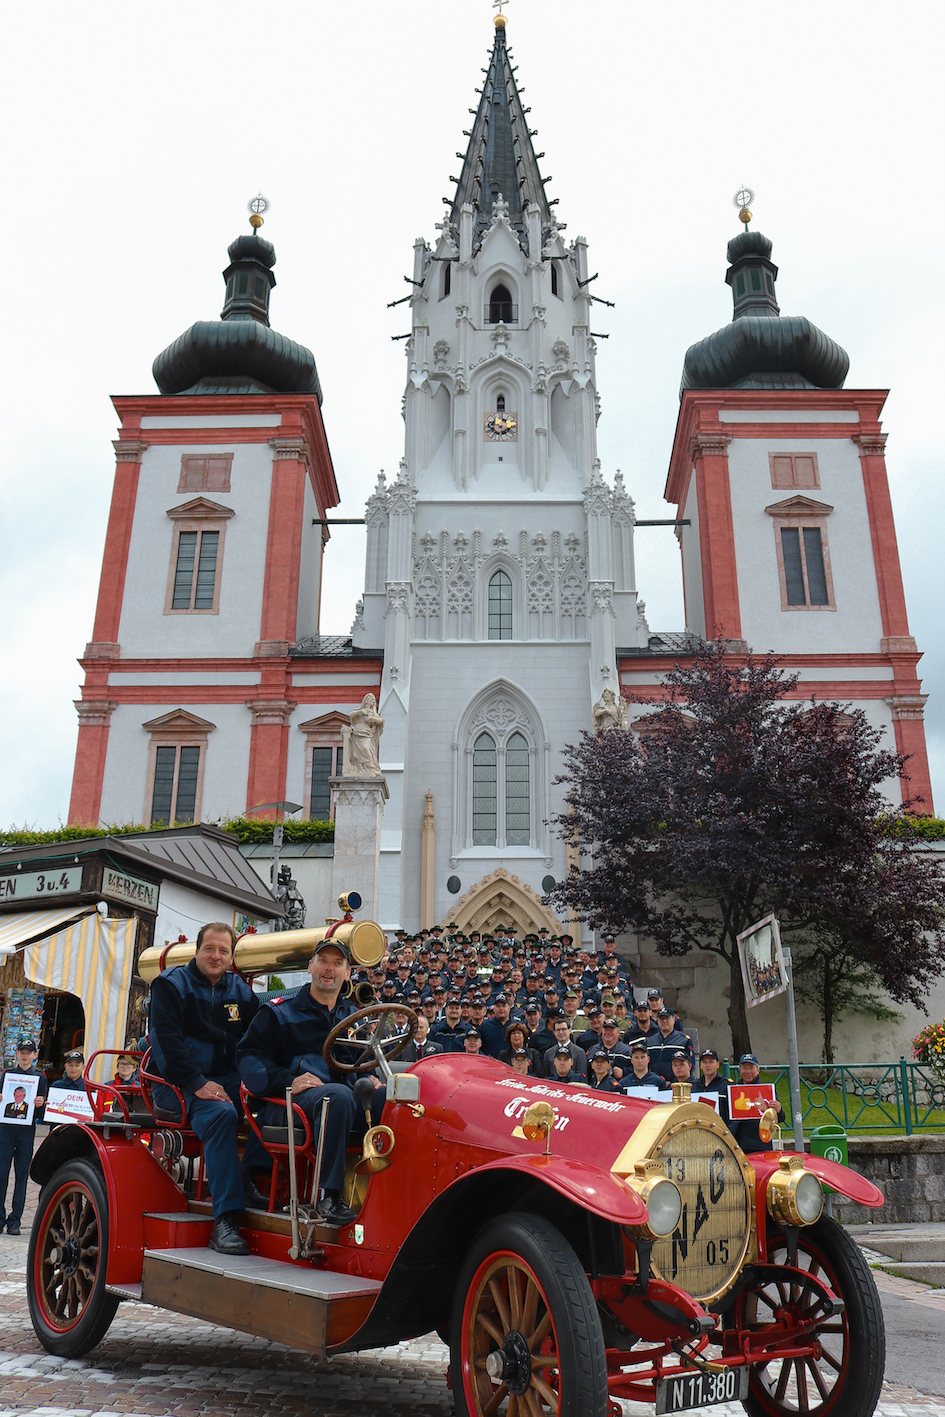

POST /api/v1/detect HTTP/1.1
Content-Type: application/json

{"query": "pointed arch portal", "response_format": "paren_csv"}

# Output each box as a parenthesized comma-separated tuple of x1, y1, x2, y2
(440, 867, 563, 938)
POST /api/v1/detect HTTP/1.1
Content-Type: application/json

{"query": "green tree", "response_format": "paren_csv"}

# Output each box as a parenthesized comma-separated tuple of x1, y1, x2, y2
(550, 644, 945, 1058)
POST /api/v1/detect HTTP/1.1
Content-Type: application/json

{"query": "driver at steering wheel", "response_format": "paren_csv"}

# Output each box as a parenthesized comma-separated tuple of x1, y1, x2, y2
(237, 938, 386, 1227)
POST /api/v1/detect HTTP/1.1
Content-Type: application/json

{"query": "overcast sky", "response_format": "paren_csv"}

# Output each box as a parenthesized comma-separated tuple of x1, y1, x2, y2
(2, 0, 942, 828)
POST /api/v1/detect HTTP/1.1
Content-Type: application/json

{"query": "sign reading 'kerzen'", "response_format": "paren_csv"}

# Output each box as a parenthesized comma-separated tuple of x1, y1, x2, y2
(101, 869, 159, 912)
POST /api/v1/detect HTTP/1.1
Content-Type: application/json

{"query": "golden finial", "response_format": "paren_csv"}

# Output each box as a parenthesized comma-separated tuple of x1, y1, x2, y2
(248, 192, 270, 231)
(733, 186, 754, 230)
(493, 0, 508, 27)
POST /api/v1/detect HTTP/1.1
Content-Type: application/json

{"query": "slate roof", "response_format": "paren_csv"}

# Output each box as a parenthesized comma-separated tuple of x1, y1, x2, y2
(290, 636, 383, 659)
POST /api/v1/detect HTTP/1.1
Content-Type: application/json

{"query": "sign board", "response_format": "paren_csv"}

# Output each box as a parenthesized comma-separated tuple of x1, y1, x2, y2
(736, 913, 787, 1008)
(622, 1084, 673, 1103)
(44, 1088, 95, 1124)
(695, 1092, 720, 1113)
(0, 868, 82, 904)
(101, 868, 159, 912)
(728, 1082, 777, 1120)
(1, 1072, 41, 1125)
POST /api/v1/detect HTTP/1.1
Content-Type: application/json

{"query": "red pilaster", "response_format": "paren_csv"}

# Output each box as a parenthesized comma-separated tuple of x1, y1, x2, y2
(256, 437, 308, 655)
(245, 695, 297, 815)
(89, 438, 148, 650)
(853, 428, 911, 640)
(68, 701, 118, 825)
(690, 429, 742, 642)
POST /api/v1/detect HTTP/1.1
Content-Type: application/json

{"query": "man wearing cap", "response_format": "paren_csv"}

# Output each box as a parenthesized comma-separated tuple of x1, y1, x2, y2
(45, 1049, 87, 1131)
(238, 936, 386, 1228)
(646, 988, 683, 1033)
(462, 1028, 484, 1057)
(588, 1051, 622, 1093)
(541, 1017, 588, 1080)
(0, 1038, 48, 1235)
(149, 923, 264, 1255)
(647, 1009, 695, 1083)
(622, 1041, 668, 1094)
(576, 1007, 606, 1054)
(524, 1003, 556, 1058)
(587, 1020, 632, 1082)
(479, 994, 513, 1057)
(728, 1053, 784, 1152)
(626, 1000, 659, 1046)
(431, 996, 470, 1053)
(691, 1049, 730, 1123)
(550, 1045, 583, 1085)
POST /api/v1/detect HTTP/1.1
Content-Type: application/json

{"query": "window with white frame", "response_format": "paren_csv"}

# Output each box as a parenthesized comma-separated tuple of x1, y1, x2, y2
(488, 569, 513, 639)
(766, 496, 835, 611)
(165, 498, 234, 615)
(142, 709, 214, 826)
(299, 711, 350, 820)
(471, 730, 531, 847)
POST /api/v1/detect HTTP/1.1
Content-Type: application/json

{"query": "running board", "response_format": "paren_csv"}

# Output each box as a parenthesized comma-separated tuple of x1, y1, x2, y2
(140, 1247, 382, 1356)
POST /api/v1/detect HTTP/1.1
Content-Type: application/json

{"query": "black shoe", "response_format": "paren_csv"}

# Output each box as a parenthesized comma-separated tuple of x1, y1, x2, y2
(6, 1222, 20, 1236)
(242, 1174, 270, 1211)
(315, 1193, 358, 1227)
(208, 1215, 249, 1256)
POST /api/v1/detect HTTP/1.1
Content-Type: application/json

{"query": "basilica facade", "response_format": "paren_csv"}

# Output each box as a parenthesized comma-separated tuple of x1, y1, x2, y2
(68, 12, 932, 950)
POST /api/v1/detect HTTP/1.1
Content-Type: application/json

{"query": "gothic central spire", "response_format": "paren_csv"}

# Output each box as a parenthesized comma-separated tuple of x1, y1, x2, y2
(450, 14, 552, 244)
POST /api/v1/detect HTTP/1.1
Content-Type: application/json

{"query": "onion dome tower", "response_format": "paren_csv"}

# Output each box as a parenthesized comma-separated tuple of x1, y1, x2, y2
(152, 200, 322, 398)
(681, 195, 849, 395)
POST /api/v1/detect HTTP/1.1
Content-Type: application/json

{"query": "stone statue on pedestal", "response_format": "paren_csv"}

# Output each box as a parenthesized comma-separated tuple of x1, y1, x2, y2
(343, 693, 385, 776)
(592, 687, 628, 734)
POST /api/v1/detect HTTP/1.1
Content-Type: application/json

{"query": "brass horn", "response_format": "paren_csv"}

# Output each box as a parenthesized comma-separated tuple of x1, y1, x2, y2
(355, 1124, 396, 1175)
(343, 979, 378, 1007)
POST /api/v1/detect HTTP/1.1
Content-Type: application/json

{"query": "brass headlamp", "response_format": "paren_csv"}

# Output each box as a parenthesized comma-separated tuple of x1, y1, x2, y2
(765, 1155, 824, 1228)
(623, 1159, 683, 1240)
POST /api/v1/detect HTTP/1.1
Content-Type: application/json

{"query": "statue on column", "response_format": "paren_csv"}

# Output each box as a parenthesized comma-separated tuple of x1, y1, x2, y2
(343, 693, 385, 776)
(274, 864, 306, 932)
(592, 687, 628, 735)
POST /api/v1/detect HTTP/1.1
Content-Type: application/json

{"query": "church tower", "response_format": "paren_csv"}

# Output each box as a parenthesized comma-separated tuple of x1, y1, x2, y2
(645, 202, 933, 810)
(355, 10, 647, 929)
(69, 210, 383, 832)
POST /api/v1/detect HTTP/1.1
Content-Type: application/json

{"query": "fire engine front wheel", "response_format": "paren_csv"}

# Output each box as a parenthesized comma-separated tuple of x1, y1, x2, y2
(450, 1212, 608, 1417)
(27, 1159, 120, 1357)
(737, 1215, 885, 1417)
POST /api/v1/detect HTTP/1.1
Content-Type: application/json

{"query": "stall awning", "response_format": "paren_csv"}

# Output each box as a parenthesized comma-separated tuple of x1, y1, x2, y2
(25, 915, 138, 1073)
(0, 906, 97, 954)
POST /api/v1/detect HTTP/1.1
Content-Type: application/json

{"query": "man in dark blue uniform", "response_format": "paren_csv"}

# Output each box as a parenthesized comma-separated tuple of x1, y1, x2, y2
(149, 922, 262, 1256)
(238, 937, 386, 1227)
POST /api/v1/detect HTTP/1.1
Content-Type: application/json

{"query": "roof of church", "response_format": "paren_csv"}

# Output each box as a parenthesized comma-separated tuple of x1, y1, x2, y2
(450, 17, 552, 246)
(680, 225, 849, 396)
(152, 225, 323, 400)
(290, 635, 383, 659)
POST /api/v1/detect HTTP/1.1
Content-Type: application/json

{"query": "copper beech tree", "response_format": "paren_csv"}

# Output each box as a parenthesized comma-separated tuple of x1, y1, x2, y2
(551, 645, 945, 1059)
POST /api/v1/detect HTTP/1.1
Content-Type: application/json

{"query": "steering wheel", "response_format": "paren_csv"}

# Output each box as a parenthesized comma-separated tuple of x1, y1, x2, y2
(324, 1004, 419, 1075)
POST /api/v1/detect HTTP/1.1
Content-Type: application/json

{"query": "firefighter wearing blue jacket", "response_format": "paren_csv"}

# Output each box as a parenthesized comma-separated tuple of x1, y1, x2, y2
(149, 922, 263, 1256)
(238, 937, 386, 1229)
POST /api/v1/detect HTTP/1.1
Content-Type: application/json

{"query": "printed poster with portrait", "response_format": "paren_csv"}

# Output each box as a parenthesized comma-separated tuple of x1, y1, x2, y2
(736, 913, 787, 1009)
(1, 1072, 41, 1126)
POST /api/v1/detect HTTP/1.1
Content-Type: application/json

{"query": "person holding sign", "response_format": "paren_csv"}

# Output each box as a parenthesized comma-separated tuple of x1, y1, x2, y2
(728, 1052, 783, 1153)
(0, 1038, 48, 1235)
(691, 1048, 730, 1122)
(45, 1050, 93, 1130)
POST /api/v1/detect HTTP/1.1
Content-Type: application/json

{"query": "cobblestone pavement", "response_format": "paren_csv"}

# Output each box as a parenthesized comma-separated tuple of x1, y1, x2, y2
(2, 1182, 944, 1415)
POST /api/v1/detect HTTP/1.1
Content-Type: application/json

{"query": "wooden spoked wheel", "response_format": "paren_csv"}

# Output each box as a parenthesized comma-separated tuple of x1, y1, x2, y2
(27, 1159, 119, 1357)
(451, 1213, 607, 1417)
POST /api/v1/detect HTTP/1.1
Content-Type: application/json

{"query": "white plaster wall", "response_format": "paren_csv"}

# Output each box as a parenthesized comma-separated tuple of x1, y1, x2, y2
(118, 442, 274, 657)
(680, 476, 705, 637)
(98, 703, 251, 825)
(727, 436, 884, 655)
(154, 877, 270, 950)
(238, 851, 334, 930)
(296, 476, 322, 642)
(390, 640, 591, 929)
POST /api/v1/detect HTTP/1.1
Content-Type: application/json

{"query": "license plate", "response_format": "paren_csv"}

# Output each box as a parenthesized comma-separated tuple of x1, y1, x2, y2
(656, 1366, 748, 1413)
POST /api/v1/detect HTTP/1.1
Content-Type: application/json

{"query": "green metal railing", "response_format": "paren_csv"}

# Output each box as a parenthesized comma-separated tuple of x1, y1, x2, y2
(719, 1058, 945, 1134)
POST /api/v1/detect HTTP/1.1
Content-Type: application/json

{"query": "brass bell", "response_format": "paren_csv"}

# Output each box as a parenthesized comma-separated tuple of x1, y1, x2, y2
(355, 1124, 396, 1175)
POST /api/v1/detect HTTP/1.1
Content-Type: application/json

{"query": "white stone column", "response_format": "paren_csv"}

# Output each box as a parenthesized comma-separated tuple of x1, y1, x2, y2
(329, 775, 389, 925)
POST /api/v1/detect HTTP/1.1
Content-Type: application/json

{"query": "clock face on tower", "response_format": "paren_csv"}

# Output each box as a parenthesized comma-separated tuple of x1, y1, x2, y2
(483, 412, 518, 442)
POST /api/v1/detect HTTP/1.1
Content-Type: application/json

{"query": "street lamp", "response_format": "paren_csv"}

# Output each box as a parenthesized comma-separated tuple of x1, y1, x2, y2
(247, 801, 304, 900)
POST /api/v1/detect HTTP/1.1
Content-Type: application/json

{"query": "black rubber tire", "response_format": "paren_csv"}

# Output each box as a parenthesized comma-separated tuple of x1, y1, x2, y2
(450, 1211, 608, 1417)
(739, 1216, 885, 1417)
(27, 1158, 120, 1357)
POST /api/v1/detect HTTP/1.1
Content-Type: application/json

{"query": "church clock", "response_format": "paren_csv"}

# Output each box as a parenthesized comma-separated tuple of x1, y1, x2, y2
(483, 412, 518, 441)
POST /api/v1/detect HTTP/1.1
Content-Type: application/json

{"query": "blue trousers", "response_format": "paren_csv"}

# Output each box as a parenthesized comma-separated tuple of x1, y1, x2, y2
(0, 1123, 35, 1227)
(265, 1082, 386, 1193)
(153, 1071, 267, 1219)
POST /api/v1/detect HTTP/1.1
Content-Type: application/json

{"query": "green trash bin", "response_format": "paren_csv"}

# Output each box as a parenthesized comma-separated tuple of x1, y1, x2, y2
(809, 1124, 847, 1195)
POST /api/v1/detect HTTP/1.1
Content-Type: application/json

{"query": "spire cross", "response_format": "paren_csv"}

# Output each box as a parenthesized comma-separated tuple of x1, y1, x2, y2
(492, 0, 508, 16)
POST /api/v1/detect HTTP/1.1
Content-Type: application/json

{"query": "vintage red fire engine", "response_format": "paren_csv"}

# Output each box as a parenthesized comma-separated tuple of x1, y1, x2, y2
(26, 916, 885, 1417)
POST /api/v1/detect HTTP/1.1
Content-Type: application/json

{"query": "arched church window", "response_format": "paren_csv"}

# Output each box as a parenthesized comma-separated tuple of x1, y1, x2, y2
(472, 734, 498, 845)
(496, 394, 505, 411)
(488, 570, 513, 640)
(505, 733, 530, 844)
(550, 263, 559, 298)
(488, 283, 516, 324)
(442, 262, 451, 299)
